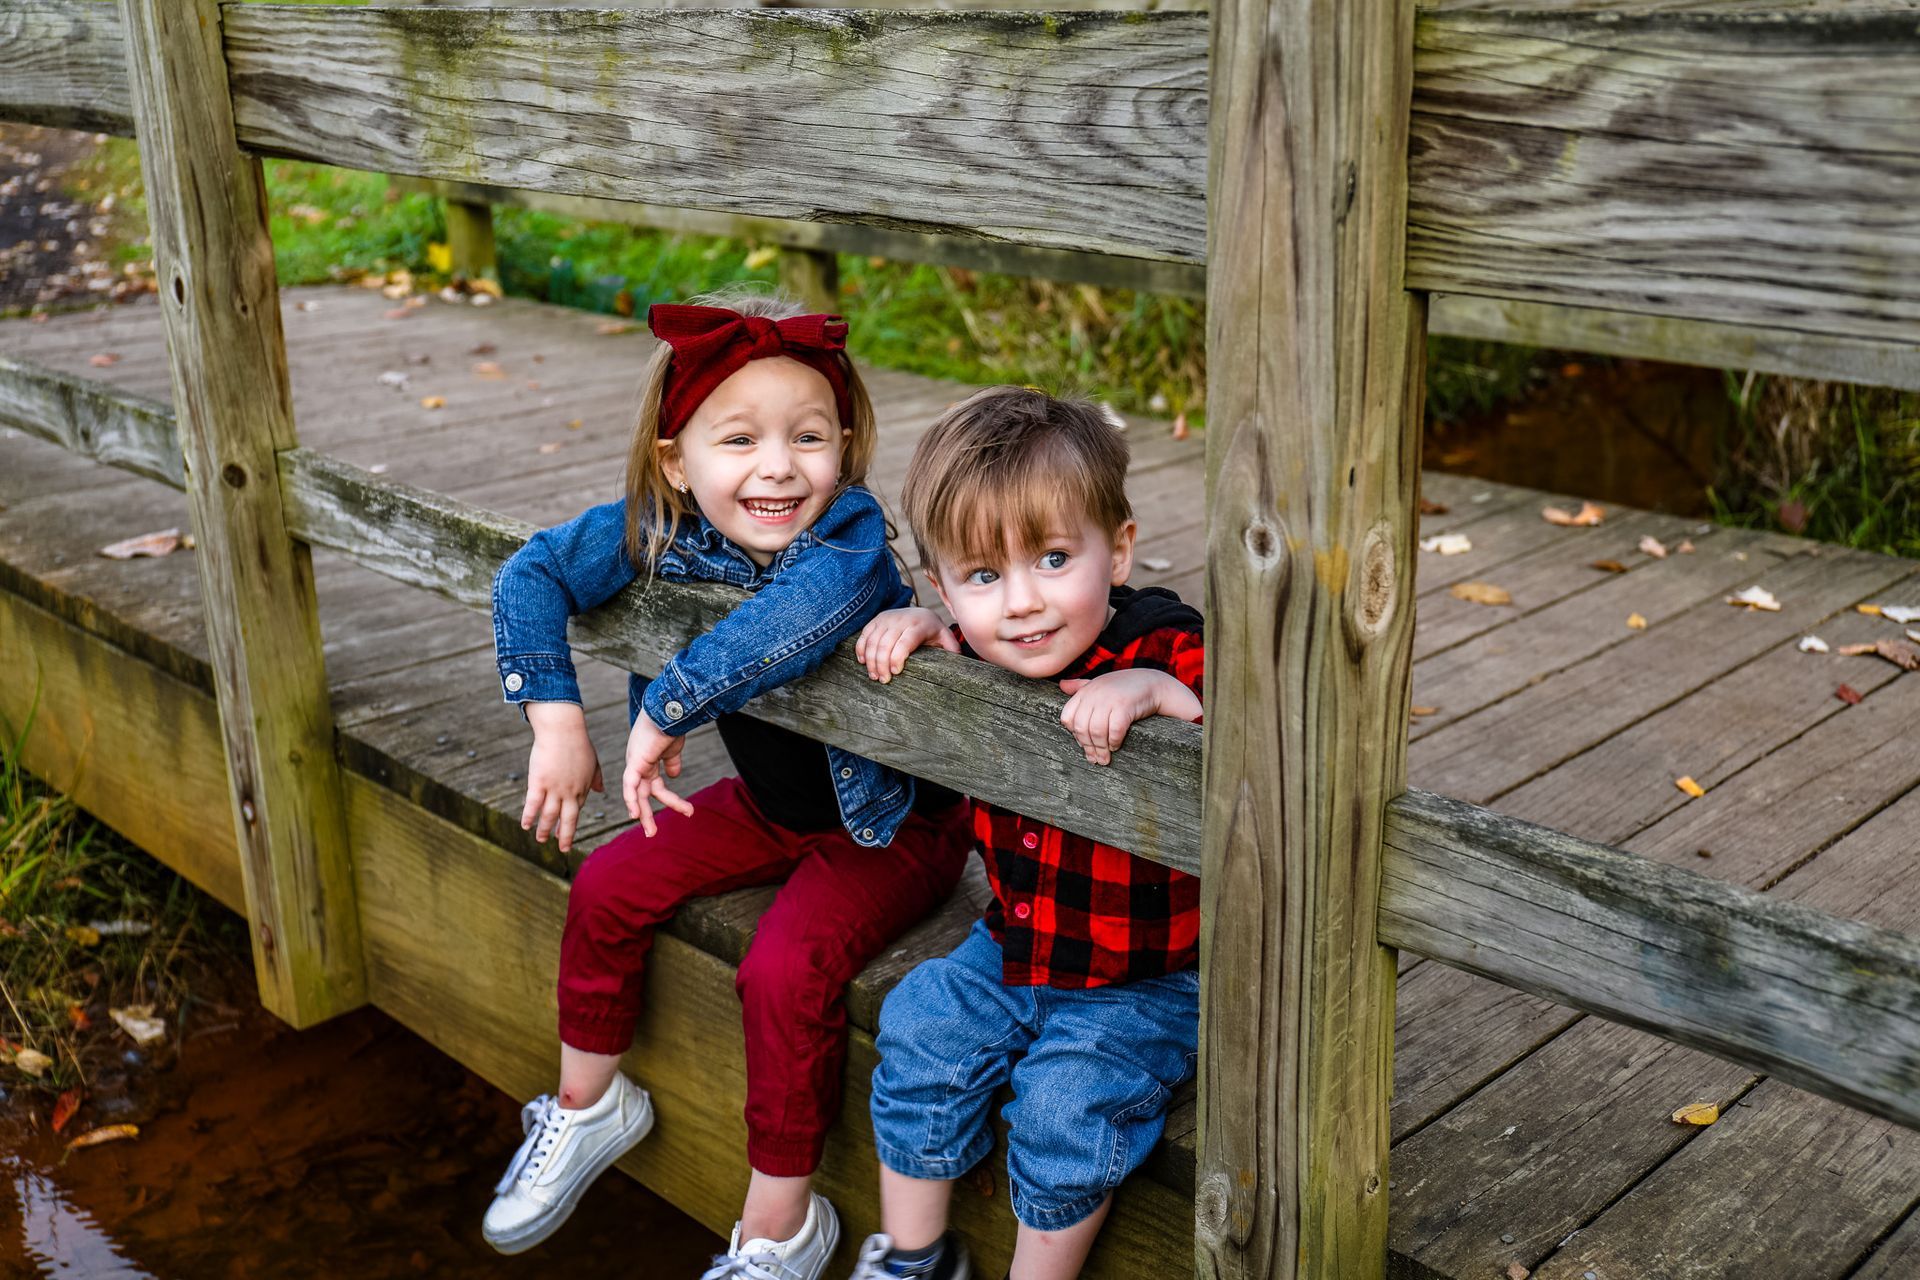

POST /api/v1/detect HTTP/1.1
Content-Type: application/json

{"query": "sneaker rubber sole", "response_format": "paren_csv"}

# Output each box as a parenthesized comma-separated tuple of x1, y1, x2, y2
(484, 1093, 655, 1256)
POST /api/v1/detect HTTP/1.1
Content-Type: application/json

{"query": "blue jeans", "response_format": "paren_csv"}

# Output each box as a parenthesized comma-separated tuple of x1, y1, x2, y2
(870, 920, 1199, 1230)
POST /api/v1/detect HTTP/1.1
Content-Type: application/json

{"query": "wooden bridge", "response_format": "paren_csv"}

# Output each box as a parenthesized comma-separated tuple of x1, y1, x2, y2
(2, 1, 1918, 1278)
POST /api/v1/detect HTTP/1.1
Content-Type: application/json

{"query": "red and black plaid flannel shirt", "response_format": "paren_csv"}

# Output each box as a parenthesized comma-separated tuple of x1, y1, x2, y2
(962, 585, 1204, 988)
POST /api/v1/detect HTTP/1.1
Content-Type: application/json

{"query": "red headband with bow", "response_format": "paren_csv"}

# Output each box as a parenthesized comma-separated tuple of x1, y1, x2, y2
(649, 304, 854, 441)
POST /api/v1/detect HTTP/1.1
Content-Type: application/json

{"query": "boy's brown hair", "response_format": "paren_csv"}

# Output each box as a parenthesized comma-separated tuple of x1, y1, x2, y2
(900, 386, 1133, 575)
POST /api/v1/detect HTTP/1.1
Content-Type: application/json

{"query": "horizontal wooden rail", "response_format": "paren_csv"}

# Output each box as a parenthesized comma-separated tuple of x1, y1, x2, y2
(0, 353, 182, 486)
(0, 0, 132, 134)
(4, 356, 1919, 1130)
(1379, 790, 1920, 1131)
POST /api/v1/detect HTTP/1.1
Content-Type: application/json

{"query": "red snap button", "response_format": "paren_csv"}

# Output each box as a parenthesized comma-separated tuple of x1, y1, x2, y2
(1014, 902, 1031, 920)
(1021, 832, 1039, 850)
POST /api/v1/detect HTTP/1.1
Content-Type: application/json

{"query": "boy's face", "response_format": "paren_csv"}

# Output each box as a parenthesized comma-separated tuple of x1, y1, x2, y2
(930, 515, 1137, 679)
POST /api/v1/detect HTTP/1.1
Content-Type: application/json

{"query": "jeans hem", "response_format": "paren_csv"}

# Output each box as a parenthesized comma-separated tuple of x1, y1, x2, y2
(873, 1134, 992, 1184)
(1010, 1186, 1113, 1232)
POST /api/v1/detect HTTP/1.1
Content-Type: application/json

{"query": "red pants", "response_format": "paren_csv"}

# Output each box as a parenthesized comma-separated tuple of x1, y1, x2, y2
(558, 776, 972, 1177)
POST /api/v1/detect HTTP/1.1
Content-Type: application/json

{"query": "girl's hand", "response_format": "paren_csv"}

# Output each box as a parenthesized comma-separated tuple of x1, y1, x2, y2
(624, 713, 696, 837)
(521, 702, 604, 853)
(856, 607, 959, 683)
(1057, 670, 1202, 766)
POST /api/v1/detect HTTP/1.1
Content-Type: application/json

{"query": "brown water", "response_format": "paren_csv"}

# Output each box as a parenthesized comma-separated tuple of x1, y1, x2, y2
(0, 985, 721, 1278)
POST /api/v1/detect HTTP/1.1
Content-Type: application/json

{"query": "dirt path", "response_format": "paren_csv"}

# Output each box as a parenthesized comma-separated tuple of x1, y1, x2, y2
(0, 123, 147, 315)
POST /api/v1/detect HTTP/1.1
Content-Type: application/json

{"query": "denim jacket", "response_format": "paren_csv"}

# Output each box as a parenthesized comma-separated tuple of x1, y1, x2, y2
(491, 485, 918, 847)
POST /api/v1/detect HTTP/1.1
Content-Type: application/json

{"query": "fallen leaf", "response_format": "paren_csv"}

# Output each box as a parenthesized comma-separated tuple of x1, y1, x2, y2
(1559, 362, 1584, 378)
(1541, 501, 1605, 527)
(88, 351, 119, 367)
(1857, 603, 1884, 617)
(597, 320, 635, 336)
(1171, 413, 1189, 441)
(1836, 684, 1864, 706)
(376, 370, 411, 390)
(14, 1048, 52, 1078)
(1799, 636, 1830, 654)
(1909, 629, 1920, 645)
(467, 342, 498, 357)
(1590, 559, 1629, 574)
(1450, 581, 1512, 607)
(1626, 613, 1647, 630)
(295, 299, 321, 313)
(1418, 498, 1450, 516)
(471, 361, 505, 379)
(1419, 533, 1473, 556)
(425, 241, 452, 275)
(1140, 556, 1172, 572)
(1777, 500, 1808, 535)
(381, 282, 409, 300)
(383, 307, 414, 320)
(1507, 1264, 1531, 1280)
(1882, 605, 1920, 625)
(67, 1124, 139, 1152)
(1410, 705, 1438, 717)
(403, 296, 427, 310)
(1675, 775, 1705, 798)
(66, 1004, 89, 1032)
(1671, 1102, 1719, 1126)
(98, 528, 184, 560)
(1637, 535, 1668, 559)
(537, 442, 564, 454)
(51, 1089, 81, 1134)
(1726, 585, 1781, 612)
(419, 396, 446, 410)
(1676, 539, 1696, 554)
(469, 277, 503, 299)
(1869, 638, 1919, 671)
(109, 1005, 166, 1047)
(744, 246, 779, 271)
(63, 925, 100, 947)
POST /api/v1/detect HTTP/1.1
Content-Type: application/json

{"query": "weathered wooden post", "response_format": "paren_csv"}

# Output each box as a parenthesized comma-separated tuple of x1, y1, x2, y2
(119, 0, 366, 1025)
(778, 247, 841, 313)
(1194, 0, 1423, 1273)
(446, 196, 499, 283)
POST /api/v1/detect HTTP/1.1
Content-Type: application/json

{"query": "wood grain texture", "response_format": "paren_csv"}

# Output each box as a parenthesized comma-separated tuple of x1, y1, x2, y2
(1409, 11, 1920, 343)
(1379, 788, 1920, 1130)
(0, 353, 182, 488)
(120, 0, 366, 1025)
(1195, 0, 1420, 1273)
(0, 0, 132, 134)
(223, 7, 1210, 264)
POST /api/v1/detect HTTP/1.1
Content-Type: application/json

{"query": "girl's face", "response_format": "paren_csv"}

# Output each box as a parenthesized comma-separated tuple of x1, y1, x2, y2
(660, 356, 850, 566)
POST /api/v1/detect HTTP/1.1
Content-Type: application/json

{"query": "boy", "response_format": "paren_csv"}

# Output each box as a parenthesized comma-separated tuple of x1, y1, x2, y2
(849, 387, 1204, 1280)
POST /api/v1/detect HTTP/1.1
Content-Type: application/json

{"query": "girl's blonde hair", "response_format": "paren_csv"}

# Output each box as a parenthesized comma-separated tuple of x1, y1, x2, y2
(623, 286, 878, 570)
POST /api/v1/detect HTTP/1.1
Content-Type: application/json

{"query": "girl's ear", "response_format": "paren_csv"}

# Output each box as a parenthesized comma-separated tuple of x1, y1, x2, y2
(656, 439, 685, 492)
(1108, 519, 1139, 586)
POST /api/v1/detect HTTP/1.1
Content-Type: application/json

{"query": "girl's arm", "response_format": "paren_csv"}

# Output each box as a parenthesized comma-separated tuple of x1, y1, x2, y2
(639, 486, 907, 736)
(491, 499, 638, 708)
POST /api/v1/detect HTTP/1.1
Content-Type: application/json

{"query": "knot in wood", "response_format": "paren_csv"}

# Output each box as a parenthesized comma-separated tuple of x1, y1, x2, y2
(1196, 1170, 1234, 1242)
(1243, 517, 1282, 568)
(1353, 522, 1397, 638)
(222, 463, 247, 489)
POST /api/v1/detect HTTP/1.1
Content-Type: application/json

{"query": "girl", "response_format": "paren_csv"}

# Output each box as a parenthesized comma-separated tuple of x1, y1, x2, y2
(485, 292, 971, 1280)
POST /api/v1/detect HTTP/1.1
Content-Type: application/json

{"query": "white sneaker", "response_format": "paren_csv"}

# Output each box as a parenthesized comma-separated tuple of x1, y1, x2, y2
(482, 1074, 655, 1254)
(701, 1192, 841, 1280)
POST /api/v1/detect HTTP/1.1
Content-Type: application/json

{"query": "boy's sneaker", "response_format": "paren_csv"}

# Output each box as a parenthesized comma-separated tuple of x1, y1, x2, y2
(701, 1192, 841, 1280)
(849, 1232, 971, 1280)
(481, 1074, 654, 1254)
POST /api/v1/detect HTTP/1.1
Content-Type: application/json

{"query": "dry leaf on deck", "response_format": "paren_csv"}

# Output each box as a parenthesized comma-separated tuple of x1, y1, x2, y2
(13, 1048, 52, 1078)
(88, 352, 120, 368)
(1675, 776, 1705, 799)
(1419, 533, 1473, 556)
(383, 307, 414, 320)
(1419, 498, 1450, 516)
(537, 442, 564, 455)
(1450, 581, 1512, 607)
(1908, 629, 1920, 645)
(1676, 539, 1696, 554)
(1626, 613, 1647, 630)
(1590, 559, 1629, 574)
(1637, 535, 1669, 559)
(51, 1089, 81, 1134)
(1671, 1102, 1719, 1126)
(376, 370, 410, 391)
(1798, 636, 1830, 654)
(98, 528, 184, 560)
(1883, 605, 1920, 625)
(1410, 706, 1438, 717)
(1506, 1264, 1530, 1280)
(1839, 638, 1920, 671)
(110, 1005, 166, 1047)
(471, 361, 505, 379)
(566, 418, 584, 431)
(1140, 557, 1172, 572)
(1541, 501, 1605, 527)
(419, 396, 446, 410)
(1726, 586, 1781, 612)
(596, 320, 636, 336)
(1836, 684, 1864, 706)
(67, 1124, 139, 1152)
(1857, 604, 1884, 617)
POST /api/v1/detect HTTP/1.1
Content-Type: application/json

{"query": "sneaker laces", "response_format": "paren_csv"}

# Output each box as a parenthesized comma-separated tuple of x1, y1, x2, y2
(700, 1252, 785, 1280)
(848, 1233, 896, 1280)
(493, 1094, 568, 1195)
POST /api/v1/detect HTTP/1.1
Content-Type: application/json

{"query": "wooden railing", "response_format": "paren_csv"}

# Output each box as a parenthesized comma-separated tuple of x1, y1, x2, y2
(2, 0, 1918, 1276)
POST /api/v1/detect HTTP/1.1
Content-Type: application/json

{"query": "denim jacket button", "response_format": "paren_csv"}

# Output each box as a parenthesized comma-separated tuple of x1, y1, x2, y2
(503, 673, 524, 693)
(840, 767, 854, 780)
(663, 699, 686, 721)
(860, 827, 875, 842)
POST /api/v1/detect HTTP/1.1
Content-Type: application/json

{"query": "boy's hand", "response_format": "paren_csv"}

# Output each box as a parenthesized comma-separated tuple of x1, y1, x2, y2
(521, 702, 604, 853)
(623, 712, 696, 837)
(1057, 670, 1203, 766)
(856, 607, 959, 683)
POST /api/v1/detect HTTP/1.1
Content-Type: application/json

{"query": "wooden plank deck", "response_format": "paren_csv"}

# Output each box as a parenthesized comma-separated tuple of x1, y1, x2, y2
(3, 286, 1917, 1279)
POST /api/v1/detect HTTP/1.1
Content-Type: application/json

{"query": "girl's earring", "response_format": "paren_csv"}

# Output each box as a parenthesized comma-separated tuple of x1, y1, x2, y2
(676, 482, 690, 494)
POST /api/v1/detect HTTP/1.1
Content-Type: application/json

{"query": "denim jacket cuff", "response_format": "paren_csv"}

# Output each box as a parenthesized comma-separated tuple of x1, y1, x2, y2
(641, 664, 705, 737)
(497, 653, 580, 706)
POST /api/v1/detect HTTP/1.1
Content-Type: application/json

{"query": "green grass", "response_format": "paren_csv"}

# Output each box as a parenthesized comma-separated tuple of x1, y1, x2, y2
(1, 702, 238, 1093)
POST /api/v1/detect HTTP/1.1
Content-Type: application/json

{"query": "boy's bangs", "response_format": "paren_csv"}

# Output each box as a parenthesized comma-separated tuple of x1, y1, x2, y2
(932, 452, 1095, 569)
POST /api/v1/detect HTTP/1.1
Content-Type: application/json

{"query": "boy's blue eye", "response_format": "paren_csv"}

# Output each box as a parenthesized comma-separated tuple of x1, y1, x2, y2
(1040, 550, 1070, 570)
(965, 568, 999, 586)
